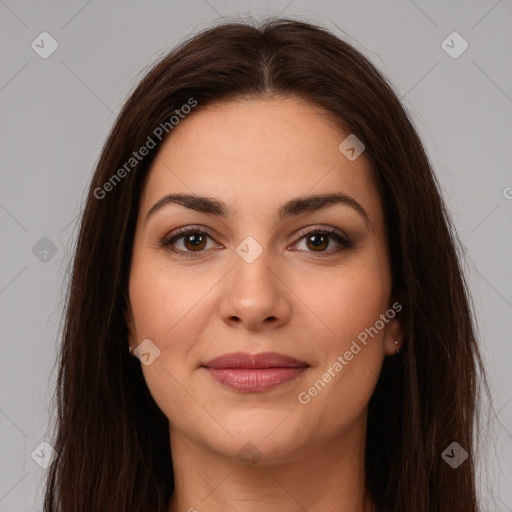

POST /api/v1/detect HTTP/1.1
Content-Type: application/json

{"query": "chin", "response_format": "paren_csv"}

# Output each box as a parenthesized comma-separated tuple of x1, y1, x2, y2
(203, 415, 309, 465)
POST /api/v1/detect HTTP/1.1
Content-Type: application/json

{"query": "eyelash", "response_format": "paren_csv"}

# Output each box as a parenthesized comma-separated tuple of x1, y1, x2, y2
(160, 226, 353, 259)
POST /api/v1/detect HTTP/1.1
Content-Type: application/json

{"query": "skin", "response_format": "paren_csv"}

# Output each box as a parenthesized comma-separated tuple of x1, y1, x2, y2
(126, 96, 403, 512)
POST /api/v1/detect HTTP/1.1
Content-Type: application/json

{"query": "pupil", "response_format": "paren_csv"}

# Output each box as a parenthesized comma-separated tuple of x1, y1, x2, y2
(186, 233, 205, 250)
(309, 234, 327, 250)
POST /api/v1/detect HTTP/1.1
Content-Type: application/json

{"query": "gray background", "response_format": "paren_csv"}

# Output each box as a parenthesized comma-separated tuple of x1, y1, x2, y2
(1, 1, 511, 510)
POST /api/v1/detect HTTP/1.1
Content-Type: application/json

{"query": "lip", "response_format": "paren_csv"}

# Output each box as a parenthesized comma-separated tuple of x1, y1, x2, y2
(201, 351, 309, 392)
(202, 351, 308, 369)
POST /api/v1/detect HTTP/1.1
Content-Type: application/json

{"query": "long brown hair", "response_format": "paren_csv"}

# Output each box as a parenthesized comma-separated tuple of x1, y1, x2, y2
(44, 18, 489, 511)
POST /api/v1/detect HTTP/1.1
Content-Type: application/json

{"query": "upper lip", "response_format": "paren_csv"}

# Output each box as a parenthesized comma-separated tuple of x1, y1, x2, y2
(201, 351, 309, 369)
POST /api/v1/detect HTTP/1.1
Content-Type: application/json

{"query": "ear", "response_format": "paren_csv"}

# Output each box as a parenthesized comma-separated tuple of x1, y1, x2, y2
(383, 299, 405, 356)
(124, 303, 136, 353)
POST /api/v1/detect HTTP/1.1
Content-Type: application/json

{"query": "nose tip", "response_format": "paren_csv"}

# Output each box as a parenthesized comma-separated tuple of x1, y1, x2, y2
(219, 254, 292, 331)
(226, 314, 280, 329)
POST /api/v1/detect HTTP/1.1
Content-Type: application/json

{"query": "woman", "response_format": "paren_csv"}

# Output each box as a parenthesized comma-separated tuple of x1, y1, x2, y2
(43, 18, 488, 512)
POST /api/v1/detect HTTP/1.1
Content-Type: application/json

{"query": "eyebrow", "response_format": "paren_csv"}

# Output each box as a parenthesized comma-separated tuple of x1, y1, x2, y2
(146, 192, 371, 226)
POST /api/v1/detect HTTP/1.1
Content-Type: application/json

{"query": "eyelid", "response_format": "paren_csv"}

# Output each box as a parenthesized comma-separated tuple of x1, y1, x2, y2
(287, 225, 353, 256)
(161, 224, 353, 257)
(161, 225, 223, 249)
(291, 224, 350, 245)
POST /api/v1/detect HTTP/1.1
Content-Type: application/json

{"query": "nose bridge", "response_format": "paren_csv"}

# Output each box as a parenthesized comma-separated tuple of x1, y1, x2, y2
(235, 238, 274, 290)
(232, 235, 279, 303)
(218, 234, 291, 329)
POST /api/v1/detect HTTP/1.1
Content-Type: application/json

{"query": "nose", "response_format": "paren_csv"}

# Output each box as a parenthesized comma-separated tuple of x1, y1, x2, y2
(218, 244, 292, 331)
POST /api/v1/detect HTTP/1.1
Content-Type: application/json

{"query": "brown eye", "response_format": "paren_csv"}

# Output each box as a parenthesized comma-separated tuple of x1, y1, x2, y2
(305, 233, 330, 251)
(161, 228, 217, 258)
(182, 232, 207, 251)
(293, 228, 353, 255)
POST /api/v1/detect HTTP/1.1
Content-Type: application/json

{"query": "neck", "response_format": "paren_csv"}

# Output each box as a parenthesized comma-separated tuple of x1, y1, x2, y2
(167, 412, 376, 512)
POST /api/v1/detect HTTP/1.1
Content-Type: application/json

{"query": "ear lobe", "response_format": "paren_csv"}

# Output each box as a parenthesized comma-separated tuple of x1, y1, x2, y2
(123, 295, 134, 329)
(124, 307, 135, 342)
(125, 313, 137, 356)
(385, 324, 404, 355)
(384, 299, 405, 356)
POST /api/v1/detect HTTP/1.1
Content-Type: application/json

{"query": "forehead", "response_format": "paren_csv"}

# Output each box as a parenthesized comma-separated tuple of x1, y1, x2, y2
(140, 96, 381, 223)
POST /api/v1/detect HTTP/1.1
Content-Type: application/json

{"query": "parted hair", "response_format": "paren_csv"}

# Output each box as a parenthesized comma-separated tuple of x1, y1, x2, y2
(44, 17, 488, 512)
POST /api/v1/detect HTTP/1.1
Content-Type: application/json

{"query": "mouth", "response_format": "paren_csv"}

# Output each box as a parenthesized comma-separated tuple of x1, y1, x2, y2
(200, 351, 309, 392)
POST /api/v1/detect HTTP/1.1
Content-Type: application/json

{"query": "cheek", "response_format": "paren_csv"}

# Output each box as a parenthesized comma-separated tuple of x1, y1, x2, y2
(127, 259, 211, 417)
(292, 253, 390, 417)
(293, 257, 390, 347)
(128, 261, 219, 434)
(128, 259, 215, 345)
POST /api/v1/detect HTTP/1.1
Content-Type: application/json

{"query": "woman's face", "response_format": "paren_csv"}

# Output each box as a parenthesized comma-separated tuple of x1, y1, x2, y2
(127, 96, 402, 463)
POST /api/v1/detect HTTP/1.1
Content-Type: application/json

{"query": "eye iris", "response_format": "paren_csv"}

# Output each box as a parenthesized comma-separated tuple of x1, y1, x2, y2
(184, 233, 206, 251)
(306, 233, 329, 251)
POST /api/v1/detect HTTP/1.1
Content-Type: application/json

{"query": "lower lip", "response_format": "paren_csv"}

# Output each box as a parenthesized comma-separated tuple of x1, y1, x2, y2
(203, 367, 307, 392)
